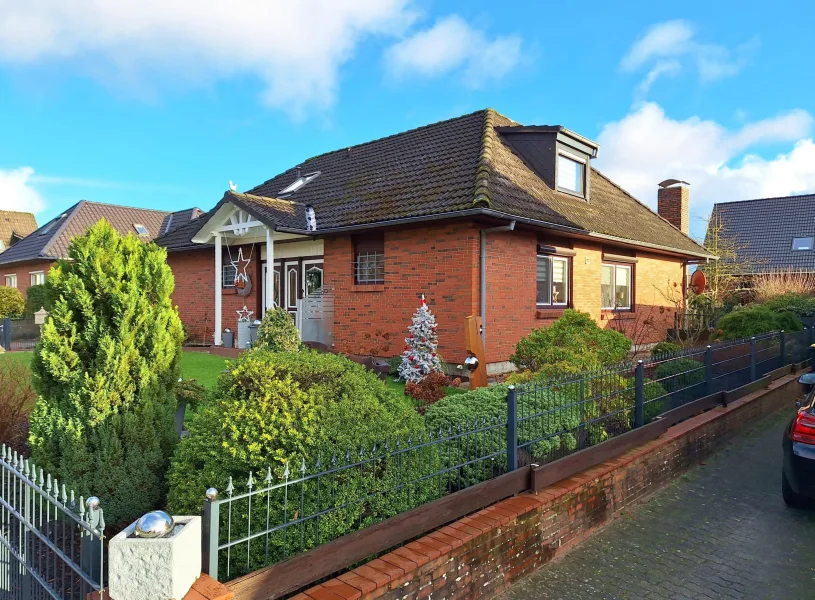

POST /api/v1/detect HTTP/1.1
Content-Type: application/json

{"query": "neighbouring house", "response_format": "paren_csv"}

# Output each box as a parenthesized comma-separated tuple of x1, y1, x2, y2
(709, 193, 815, 275)
(156, 109, 712, 371)
(0, 210, 38, 256)
(0, 200, 202, 298)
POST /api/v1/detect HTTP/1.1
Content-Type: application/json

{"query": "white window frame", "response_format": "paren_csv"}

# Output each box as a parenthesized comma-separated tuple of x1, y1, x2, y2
(4, 274, 16, 288)
(536, 255, 569, 307)
(556, 151, 587, 197)
(29, 271, 45, 286)
(601, 263, 633, 310)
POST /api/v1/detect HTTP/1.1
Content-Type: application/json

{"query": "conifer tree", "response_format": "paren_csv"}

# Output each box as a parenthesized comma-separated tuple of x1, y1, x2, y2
(28, 220, 184, 526)
(398, 294, 442, 383)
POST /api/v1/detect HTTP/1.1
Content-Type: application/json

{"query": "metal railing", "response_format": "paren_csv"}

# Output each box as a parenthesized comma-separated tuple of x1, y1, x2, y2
(1, 318, 41, 352)
(201, 327, 814, 582)
(0, 445, 105, 600)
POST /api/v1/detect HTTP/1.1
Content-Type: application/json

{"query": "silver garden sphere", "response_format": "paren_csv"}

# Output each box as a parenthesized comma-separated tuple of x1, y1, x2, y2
(134, 510, 175, 538)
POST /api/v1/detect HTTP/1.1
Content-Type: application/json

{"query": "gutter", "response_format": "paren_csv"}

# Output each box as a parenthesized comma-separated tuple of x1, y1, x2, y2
(480, 221, 516, 347)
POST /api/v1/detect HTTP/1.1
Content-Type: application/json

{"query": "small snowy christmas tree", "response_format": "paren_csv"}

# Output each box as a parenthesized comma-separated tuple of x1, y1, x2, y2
(398, 294, 443, 383)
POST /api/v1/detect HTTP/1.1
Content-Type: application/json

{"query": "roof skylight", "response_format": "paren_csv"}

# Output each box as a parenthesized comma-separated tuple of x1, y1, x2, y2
(279, 171, 320, 196)
(134, 224, 149, 236)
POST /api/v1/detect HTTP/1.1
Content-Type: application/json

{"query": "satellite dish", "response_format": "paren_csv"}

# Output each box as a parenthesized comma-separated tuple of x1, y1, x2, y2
(690, 269, 706, 294)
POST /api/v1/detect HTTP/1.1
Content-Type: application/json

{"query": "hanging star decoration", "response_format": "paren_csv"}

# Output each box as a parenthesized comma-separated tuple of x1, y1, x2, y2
(231, 247, 252, 290)
(236, 306, 254, 322)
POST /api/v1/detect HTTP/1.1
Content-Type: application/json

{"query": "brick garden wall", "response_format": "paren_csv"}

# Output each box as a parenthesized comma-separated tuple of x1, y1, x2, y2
(168, 246, 261, 345)
(0, 259, 56, 301)
(290, 372, 799, 600)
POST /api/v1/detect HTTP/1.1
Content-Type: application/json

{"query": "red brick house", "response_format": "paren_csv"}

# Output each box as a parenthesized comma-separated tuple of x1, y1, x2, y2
(155, 109, 712, 372)
(0, 200, 201, 298)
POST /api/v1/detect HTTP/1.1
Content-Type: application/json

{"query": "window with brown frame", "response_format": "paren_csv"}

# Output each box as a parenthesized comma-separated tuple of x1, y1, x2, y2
(601, 263, 633, 310)
(354, 234, 385, 284)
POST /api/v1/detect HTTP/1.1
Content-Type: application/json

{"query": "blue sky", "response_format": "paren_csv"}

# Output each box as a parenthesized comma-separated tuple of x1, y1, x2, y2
(1, 0, 813, 240)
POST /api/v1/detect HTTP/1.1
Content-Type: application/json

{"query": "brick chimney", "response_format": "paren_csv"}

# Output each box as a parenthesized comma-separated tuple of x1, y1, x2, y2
(657, 179, 690, 235)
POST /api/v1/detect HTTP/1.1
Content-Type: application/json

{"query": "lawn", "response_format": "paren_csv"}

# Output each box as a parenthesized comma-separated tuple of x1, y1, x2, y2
(0, 350, 230, 389)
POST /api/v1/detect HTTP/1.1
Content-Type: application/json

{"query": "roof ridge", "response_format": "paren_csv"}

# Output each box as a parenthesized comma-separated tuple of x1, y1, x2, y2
(713, 192, 815, 207)
(247, 109, 492, 194)
(0, 209, 36, 218)
(590, 168, 708, 252)
(76, 199, 174, 215)
(40, 200, 84, 259)
(473, 108, 498, 207)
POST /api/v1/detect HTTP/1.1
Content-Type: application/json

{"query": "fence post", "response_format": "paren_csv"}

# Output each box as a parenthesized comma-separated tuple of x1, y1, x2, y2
(1, 317, 10, 351)
(750, 337, 757, 381)
(780, 330, 786, 367)
(201, 489, 220, 580)
(634, 360, 645, 427)
(705, 345, 713, 394)
(506, 385, 518, 472)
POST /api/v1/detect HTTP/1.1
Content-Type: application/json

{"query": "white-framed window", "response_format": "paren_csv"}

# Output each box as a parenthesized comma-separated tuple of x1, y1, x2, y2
(133, 223, 149, 236)
(221, 264, 237, 288)
(30, 271, 45, 286)
(4, 274, 16, 288)
(536, 255, 569, 306)
(601, 263, 632, 310)
(557, 153, 586, 196)
(792, 236, 813, 251)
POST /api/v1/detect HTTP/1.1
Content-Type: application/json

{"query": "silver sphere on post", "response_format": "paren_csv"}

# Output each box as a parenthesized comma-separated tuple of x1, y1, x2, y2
(135, 511, 175, 538)
(464, 355, 479, 371)
(86, 496, 100, 510)
(205, 487, 218, 501)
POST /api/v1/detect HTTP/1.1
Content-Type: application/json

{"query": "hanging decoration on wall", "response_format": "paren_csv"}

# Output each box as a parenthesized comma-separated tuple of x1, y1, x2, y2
(228, 245, 254, 298)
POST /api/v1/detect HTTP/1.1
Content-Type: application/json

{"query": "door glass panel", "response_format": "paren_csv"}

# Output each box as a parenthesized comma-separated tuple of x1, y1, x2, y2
(273, 268, 281, 308)
(305, 265, 323, 295)
(287, 266, 298, 309)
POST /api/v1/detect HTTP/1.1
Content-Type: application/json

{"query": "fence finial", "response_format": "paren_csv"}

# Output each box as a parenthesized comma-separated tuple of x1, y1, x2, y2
(205, 487, 218, 500)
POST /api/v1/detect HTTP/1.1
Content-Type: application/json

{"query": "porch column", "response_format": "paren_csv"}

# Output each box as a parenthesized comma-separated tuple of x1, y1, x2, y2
(214, 232, 222, 345)
(265, 227, 274, 311)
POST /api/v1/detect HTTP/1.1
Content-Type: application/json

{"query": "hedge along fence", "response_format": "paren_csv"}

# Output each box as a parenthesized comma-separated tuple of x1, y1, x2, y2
(201, 327, 815, 585)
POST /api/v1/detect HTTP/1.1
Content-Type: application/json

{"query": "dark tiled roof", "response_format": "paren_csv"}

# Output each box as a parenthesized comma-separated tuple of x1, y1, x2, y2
(0, 201, 176, 265)
(0, 210, 37, 252)
(709, 194, 815, 272)
(158, 109, 708, 257)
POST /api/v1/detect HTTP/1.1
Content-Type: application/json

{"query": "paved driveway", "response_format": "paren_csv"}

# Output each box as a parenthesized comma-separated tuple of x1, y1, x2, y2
(499, 410, 815, 600)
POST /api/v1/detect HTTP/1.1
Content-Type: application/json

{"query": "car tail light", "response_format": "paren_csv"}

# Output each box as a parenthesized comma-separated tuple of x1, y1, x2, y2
(790, 410, 815, 445)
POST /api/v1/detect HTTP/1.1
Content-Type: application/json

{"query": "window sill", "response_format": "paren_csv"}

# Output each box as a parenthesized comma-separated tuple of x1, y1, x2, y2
(352, 284, 385, 293)
(536, 308, 567, 320)
(601, 310, 635, 320)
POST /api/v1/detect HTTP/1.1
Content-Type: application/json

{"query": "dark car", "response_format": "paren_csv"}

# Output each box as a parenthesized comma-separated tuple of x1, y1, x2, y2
(782, 384, 815, 507)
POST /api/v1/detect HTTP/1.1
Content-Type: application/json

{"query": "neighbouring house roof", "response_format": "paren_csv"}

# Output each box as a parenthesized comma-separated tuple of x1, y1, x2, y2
(0, 210, 38, 253)
(709, 193, 815, 273)
(0, 200, 202, 266)
(156, 109, 710, 258)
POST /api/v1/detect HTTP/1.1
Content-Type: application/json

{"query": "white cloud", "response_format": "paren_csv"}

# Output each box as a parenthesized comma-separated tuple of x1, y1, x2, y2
(622, 20, 755, 91)
(0, 0, 416, 117)
(0, 167, 46, 214)
(595, 102, 815, 237)
(385, 15, 522, 85)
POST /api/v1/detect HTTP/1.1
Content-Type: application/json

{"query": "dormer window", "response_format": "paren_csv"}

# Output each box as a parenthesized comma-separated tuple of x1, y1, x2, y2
(557, 153, 586, 196)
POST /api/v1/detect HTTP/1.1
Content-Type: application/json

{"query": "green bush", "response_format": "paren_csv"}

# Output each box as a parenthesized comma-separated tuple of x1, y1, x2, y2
(761, 293, 815, 318)
(176, 379, 208, 411)
(715, 305, 803, 340)
(167, 350, 431, 572)
(651, 341, 681, 357)
(253, 307, 300, 352)
(510, 309, 631, 376)
(28, 220, 184, 527)
(0, 287, 24, 318)
(24, 284, 51, 317)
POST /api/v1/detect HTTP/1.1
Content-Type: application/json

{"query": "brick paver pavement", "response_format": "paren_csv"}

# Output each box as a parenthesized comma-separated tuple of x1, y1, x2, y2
(499, 410, 815, 600)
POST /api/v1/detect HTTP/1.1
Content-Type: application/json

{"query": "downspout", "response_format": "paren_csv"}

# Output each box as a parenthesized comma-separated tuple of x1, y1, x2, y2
(480, 221, 516, 347)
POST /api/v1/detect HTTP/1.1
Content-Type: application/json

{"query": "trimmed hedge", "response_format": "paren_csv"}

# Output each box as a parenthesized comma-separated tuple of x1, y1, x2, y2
(253, 307, 300, 352)
(715, 305, 803, 340)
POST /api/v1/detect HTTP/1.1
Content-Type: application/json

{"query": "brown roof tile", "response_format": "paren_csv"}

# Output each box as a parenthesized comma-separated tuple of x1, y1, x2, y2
(0, 210, 37, 252)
